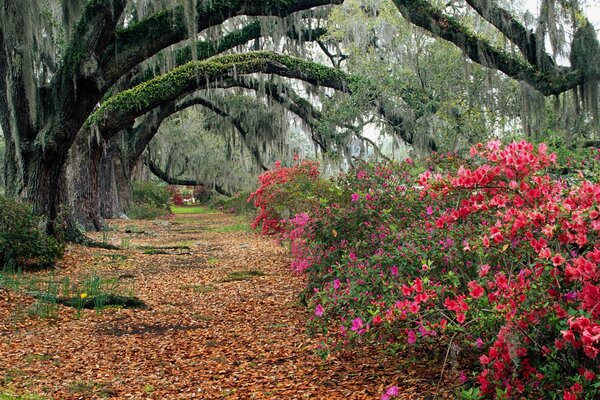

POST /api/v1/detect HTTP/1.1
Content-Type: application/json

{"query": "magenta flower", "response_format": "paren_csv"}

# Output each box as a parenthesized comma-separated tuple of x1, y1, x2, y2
(382, 385, 400, 399)
(351, 317, 364, 332)
(315, 304, 324, 317)
(351, 193, 360, 202)
(333, 279, 341, 289)
(475, 337, 484, 349)
(426, 205, 433, 215)
(390, 265, 399, 276)
(407, 330, 416, 344)
(349, 252, 357, 261)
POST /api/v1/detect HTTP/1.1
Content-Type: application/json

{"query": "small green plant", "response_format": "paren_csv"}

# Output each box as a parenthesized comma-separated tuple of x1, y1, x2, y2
(143, 385, 154, 394)
(120, 237, 130, 248)
(207, 257, 219, 265)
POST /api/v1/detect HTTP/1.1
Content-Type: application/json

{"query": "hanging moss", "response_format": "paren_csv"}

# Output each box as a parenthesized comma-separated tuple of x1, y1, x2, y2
(116, 6, 187, 48)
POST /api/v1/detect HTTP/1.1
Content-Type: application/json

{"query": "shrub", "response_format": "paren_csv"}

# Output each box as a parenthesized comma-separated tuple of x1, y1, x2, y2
(259, 142, 600, 399)
(129, 181, 170, 219)
(132, 181, 170, 209)
(210, 192, 256, 215)
(127, 203, 170, 220)
(0, 195, 64, 270)
(248, 160, 339, 234)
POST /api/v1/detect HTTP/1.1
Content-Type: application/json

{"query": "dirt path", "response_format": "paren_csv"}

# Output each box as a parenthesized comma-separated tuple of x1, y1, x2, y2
(1, 211, 457, 399)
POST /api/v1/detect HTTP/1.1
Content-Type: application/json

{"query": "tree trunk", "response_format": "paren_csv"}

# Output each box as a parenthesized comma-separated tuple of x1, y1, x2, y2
(98, 139, 129, 219)
(66, 131, 104, 231)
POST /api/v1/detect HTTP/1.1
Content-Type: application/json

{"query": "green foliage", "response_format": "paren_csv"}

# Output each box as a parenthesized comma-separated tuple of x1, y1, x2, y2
(209, 192, 256, 215)
(128, 181, 170, 219)
(132, 181, 169, 208)
(0, 195, 64, 270)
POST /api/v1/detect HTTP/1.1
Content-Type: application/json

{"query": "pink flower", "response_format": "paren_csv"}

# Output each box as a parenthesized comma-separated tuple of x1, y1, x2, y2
(468, 280, 484, 299)
(349, 252, 357, 261)
(390, 265, 399, 276)
(315, 304, 324, 317)
(351, 317, 364, 332)
(407, 330, 416, 344)
(351, 193, 360, 202)
(551, 253, 566, 266)
(333, 279, 341, 289)
(426, 205, 433, 215)
(384, 386, 399, 398)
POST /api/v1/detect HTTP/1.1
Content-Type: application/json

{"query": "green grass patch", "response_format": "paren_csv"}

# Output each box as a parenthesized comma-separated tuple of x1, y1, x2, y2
(0, 393, 45, 400)
(218, 270, 267, 283)
(207, 257, 219, 266)
(23, 354, 54, 363)
(208, 220, 252, 233)
(67, 381, 112, 397)
(178, 284, 216, 293)
(171, 205, 212, 214)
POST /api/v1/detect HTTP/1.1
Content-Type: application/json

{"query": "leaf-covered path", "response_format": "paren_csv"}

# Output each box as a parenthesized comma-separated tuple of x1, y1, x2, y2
(1, 210, 458, 399)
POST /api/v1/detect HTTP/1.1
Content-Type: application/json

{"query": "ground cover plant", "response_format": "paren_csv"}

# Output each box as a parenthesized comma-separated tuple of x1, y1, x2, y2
(251, 141, 600, 399)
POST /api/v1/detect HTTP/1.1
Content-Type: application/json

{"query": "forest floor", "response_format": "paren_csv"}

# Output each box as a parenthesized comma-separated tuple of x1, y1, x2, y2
(1, 208, 461, 399)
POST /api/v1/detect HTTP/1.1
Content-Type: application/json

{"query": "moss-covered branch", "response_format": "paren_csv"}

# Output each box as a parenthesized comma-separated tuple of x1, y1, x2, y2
(102, 0, 341, 88)
(88, 51, 350, 139)
(392, 0, 583, 95)
(127, 21, 328, 90)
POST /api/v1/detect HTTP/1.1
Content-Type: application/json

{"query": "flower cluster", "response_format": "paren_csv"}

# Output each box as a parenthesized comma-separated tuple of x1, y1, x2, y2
(255, 141, 600, 399)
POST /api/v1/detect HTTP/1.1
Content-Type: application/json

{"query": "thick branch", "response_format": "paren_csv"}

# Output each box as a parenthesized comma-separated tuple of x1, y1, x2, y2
(102, 0, 341, 87)
(392, 0, 583, 95)
(144, 156, 232, 196)
(40, 0, 127, 154)
(89, 51, 350, 139)
(127, 21, 328, 92)
(463, 0, 555, 70)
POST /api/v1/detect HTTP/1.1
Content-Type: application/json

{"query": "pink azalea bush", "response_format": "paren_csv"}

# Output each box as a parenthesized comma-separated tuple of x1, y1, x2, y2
(248, 160, 328, 234)
(253, 142, 600, 399)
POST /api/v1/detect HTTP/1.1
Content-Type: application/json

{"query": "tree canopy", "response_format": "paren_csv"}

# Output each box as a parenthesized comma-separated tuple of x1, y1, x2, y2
(0, 0, 598, 237)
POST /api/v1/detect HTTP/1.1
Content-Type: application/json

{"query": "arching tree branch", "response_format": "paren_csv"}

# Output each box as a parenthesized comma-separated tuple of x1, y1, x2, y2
(102, 0, 342, 87)
(89, 51, 351, 139)
(391, 0, 586, 96)
(144, 156, 232, 197)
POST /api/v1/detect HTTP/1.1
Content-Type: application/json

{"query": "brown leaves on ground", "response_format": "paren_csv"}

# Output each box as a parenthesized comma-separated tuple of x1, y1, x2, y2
(0, 211, 461, 399)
